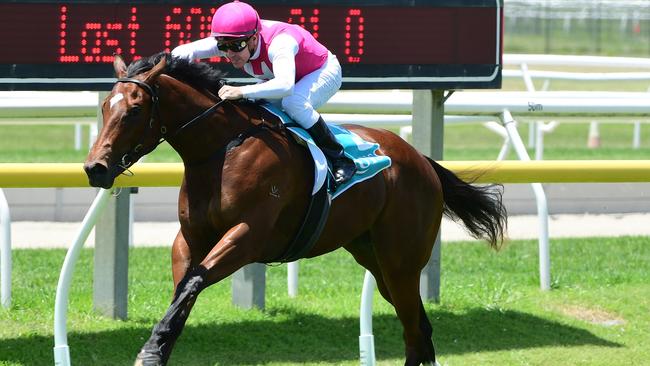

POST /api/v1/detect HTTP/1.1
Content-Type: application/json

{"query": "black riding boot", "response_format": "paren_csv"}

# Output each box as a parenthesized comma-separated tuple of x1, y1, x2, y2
(307, 117, 357, 186)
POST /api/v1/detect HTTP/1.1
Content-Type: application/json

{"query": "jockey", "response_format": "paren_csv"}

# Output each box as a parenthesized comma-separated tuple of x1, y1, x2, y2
(171, 0, 356, 186)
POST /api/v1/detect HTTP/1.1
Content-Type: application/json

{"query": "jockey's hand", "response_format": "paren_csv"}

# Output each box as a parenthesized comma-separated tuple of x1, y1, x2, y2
(218, 85, 244, 100)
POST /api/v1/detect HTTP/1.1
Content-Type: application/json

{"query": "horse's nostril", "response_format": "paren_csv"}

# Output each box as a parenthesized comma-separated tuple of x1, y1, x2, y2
(84, 162, 113, 188)
(84, 162, 108, 177)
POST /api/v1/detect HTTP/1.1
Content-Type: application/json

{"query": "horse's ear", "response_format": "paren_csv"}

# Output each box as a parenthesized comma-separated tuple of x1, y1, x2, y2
(113, 54, 127, 78)
(144, 56, 167, 84)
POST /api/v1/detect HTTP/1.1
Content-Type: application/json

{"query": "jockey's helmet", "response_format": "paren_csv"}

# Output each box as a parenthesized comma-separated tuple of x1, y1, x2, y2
(211, 1, 260, 38)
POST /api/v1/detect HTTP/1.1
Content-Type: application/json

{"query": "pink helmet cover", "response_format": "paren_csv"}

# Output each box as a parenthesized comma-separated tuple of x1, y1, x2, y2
(211, 1, 260, 38)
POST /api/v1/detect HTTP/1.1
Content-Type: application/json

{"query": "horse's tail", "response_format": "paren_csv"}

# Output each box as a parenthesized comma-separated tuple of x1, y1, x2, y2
(427, 157, 507, 249)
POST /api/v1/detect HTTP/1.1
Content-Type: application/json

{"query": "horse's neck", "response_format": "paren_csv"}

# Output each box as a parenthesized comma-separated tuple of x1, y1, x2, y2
(161, 80, 251, 165)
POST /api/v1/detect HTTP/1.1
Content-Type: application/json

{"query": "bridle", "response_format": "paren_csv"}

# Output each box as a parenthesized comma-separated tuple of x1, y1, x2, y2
(114, 77, 227, 172)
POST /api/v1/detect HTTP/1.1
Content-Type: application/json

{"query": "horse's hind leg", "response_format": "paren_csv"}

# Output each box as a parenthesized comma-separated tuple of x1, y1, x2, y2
(346, 237, 439, 365)
(371, 221, 440, 366)
(344, 238, 393, 304)
(347, 232, 438, 365)
(384, 268, 436, 365)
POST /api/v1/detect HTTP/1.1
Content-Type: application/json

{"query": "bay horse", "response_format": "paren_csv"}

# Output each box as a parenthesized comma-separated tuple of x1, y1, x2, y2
(84, 53, 507, 366)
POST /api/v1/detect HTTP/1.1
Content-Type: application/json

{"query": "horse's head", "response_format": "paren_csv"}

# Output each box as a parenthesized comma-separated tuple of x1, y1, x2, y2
(84, 54, 167, 189)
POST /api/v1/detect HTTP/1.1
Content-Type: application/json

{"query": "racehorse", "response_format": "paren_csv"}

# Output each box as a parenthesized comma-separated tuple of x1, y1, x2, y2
(84, 52, 507, 366)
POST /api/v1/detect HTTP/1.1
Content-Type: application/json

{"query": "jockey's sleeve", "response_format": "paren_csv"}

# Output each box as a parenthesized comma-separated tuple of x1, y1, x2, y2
(171, 37, 223, 61)
(240, 33, 298, 100)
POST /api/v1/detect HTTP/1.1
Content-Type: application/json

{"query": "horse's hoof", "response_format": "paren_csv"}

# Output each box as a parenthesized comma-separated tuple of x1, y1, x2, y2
(134, 349, 164, 366)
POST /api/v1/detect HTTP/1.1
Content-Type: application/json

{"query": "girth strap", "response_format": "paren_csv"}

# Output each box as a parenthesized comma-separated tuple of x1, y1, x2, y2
(271, 175, 331, 263)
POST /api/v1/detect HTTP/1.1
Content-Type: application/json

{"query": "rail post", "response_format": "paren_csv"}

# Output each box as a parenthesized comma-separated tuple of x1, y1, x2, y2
(93, 188, 131, 319)
(92, 91, 131, 319)
(412, 89, 445, 303)
(232, 263, 266, 309)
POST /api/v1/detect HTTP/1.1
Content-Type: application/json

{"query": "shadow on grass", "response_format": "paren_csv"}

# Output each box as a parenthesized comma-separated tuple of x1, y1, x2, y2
(1, 308, 620, 365)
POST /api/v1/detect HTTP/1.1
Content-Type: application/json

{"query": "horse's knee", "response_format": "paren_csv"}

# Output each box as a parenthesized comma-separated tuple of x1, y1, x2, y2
(174, 271, 205, 299)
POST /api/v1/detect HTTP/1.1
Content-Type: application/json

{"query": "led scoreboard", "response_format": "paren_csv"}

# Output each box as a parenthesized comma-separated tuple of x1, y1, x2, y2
(0, 0, 502, 90)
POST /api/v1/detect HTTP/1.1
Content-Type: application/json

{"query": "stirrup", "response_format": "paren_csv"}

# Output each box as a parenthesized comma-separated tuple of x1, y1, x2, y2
(332, 157, 357, 185)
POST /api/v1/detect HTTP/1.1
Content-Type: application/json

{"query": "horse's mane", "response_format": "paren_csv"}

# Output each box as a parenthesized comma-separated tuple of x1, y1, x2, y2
(126, 52, 225, 93)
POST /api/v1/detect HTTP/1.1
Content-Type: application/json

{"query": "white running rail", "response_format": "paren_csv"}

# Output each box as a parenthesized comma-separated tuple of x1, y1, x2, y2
(53, 188, 111, 366)
(0, 188, 10, 308)
(359, 271, 376, 366)
(500, 110, 552, 290)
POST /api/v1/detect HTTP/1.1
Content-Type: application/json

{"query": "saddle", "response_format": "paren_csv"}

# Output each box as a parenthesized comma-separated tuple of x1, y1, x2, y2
(259, 102, 392, 199)
(249, 102, 391, 263)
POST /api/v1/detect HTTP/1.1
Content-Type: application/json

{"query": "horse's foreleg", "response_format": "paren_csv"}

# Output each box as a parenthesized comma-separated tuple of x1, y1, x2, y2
(135, 267, 206, 366)
(135, 222, 262, 366)
(171, 229, 193, 290)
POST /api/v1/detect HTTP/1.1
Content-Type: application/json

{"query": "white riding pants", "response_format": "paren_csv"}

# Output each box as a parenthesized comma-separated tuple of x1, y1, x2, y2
(276, 52, 342, 129)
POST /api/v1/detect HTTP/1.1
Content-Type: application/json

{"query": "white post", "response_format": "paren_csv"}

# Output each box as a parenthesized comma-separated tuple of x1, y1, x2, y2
(563, 14, 572, 32)
(535, 121, 545, 160)
(541, 79, 551, 91)
(588, 121, 601, 148)
(520, 62, 537, 150)
(54, 188, 111, 366)
(633, 121, 641, 149)
(287, 261, 298, 298)
(528, 121, 536, 149)
(535, 121, 559, 161)
(496, 136, 511, 161)
(74, 123, 82, 151)
(231, 264, 266, 309)
(620, 14, 628, 33)
(0, 188, 11, 308)
(359, 270, 376, 366)
(89, 124, 98, 150)
(501, 110, 551, 290)
(520, 63, 536, 92)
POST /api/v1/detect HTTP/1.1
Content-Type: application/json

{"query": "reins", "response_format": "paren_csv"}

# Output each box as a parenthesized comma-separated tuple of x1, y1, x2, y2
(115, 77, 227, 172)
(170, 98, 228, 139)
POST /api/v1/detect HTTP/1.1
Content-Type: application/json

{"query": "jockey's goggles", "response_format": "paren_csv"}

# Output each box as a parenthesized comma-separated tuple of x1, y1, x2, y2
(216, 37, 250, 53)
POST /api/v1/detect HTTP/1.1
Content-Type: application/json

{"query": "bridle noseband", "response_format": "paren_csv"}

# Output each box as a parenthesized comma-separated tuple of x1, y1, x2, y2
(114, 77, 227, 172)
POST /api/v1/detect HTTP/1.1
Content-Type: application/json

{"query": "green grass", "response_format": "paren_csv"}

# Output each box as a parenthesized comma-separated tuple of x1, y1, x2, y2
(1, 120, 649, 163)
(501, 76, 650, 93)
(1, 236, 649, 365)
(0, 124, 180, 163)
